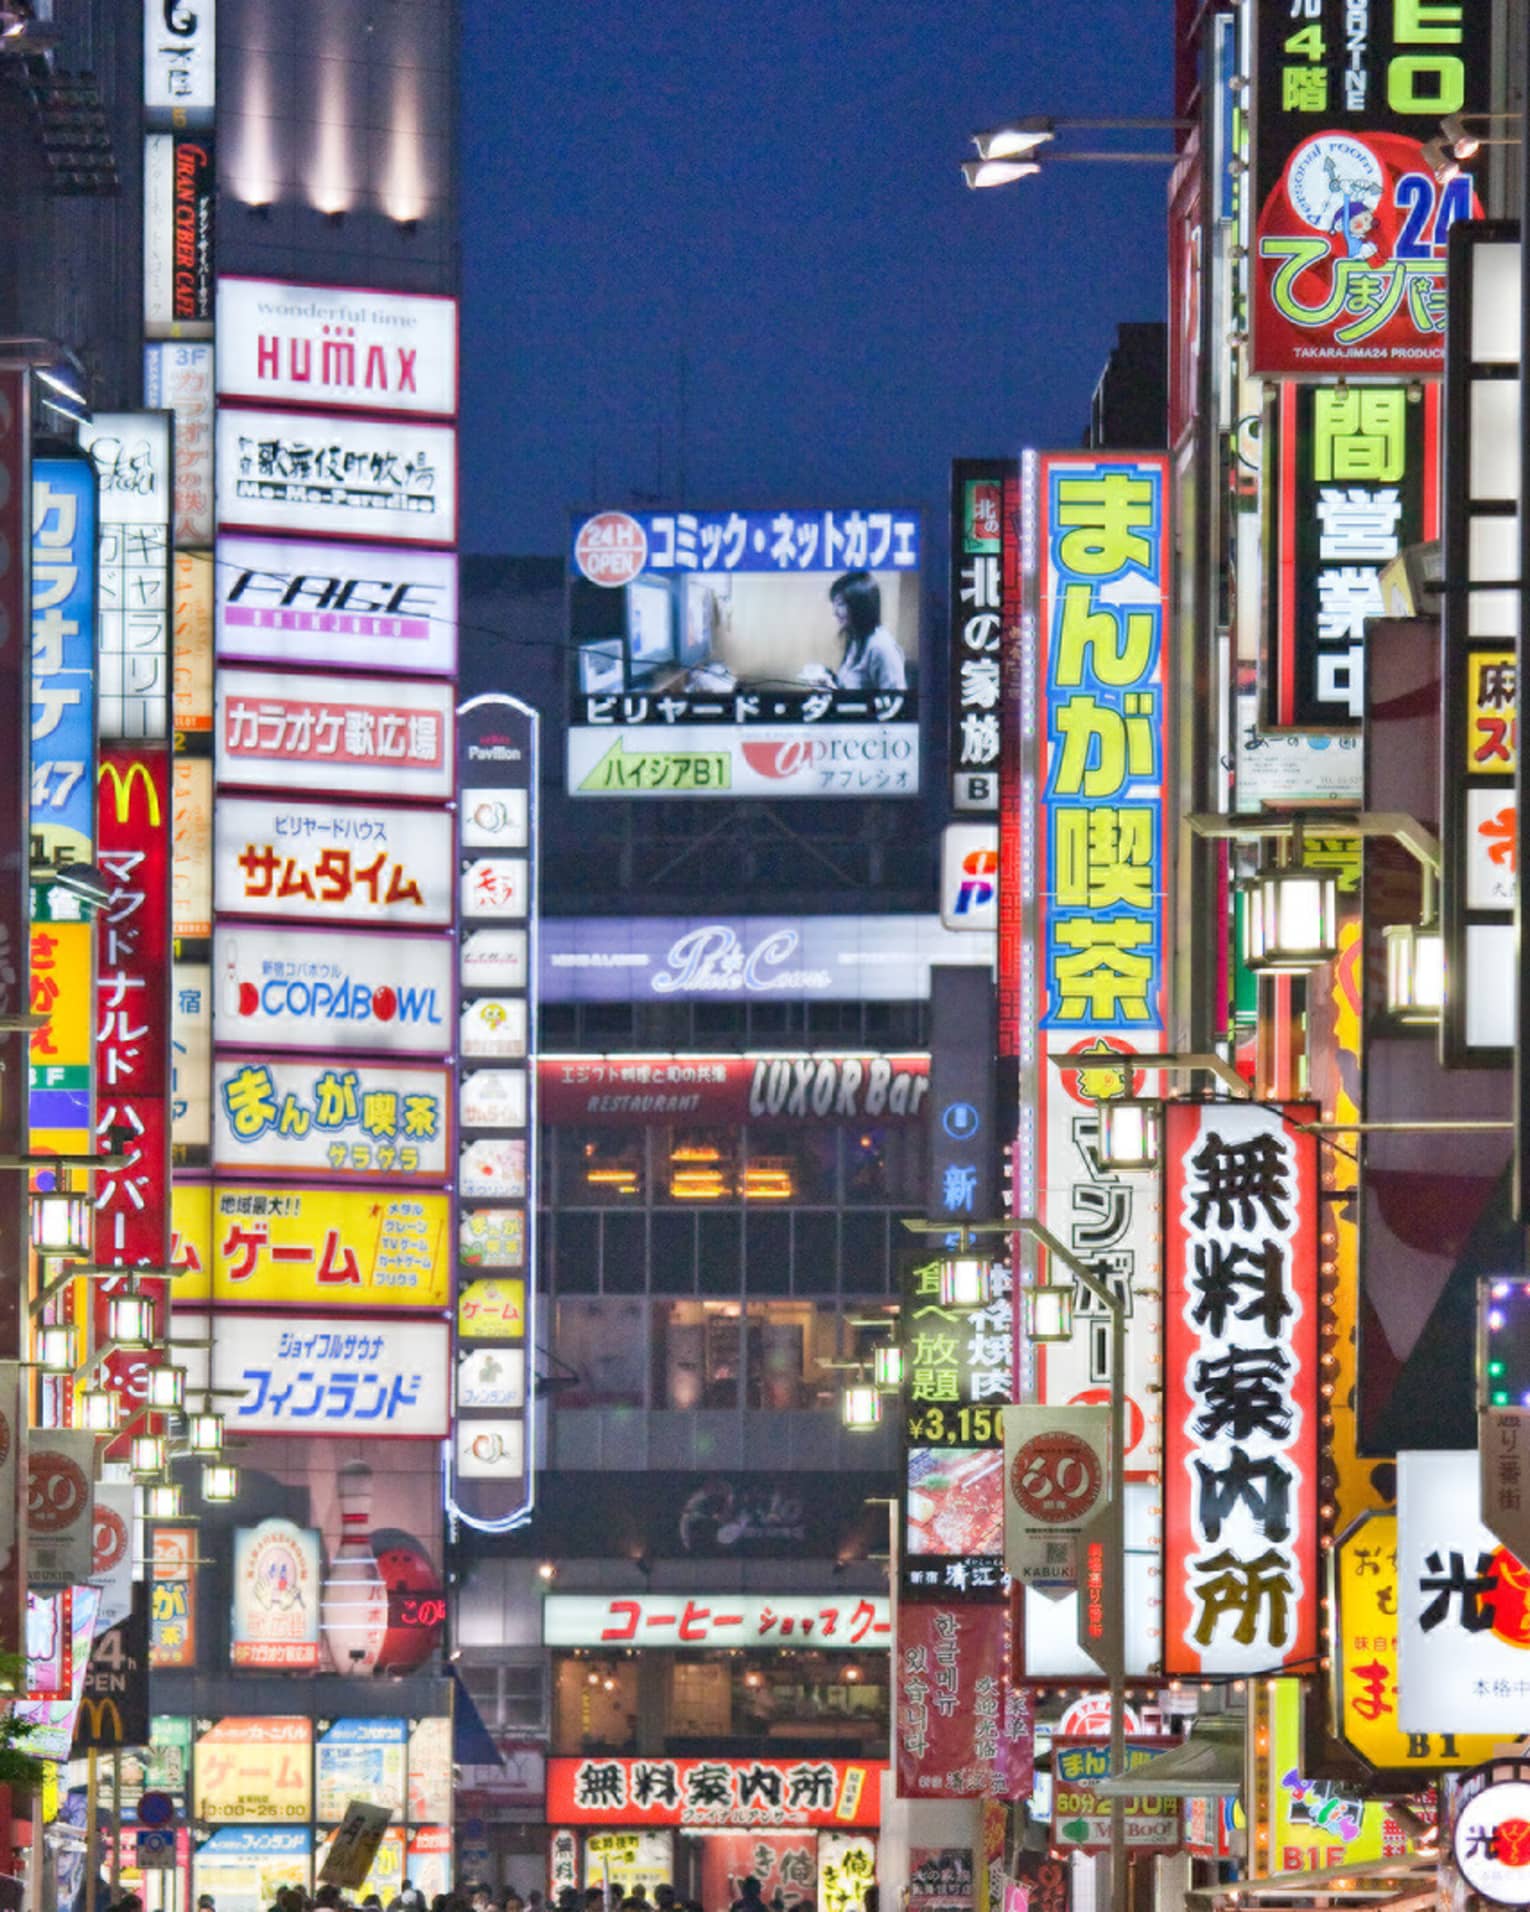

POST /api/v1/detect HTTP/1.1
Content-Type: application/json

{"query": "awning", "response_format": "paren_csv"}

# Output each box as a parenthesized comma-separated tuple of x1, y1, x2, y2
(451, 1670, 503, 1768)
(1093, 1713, 1244, 1798)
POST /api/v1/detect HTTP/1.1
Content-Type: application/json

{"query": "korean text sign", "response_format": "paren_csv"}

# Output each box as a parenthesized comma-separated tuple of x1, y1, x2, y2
(1021, 452, 1169, 1517)
(567, 506, 920, 800)
(1251, 4, 1486, 375)
(1262, 383, 1438, 729)
(30, 455, 97, 865)
(1163, 1101, 1319, 1676)
(209, 1185, 450, 1309)
(895, 1603, 1023, 1800)
(545, 1756, 882, 1829)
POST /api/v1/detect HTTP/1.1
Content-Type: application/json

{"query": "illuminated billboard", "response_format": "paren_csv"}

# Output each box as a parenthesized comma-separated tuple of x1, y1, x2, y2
(215, 667, 454, 800)
(567, 508, 920, 798)
(211, 1056, 450, 1182)
(213, 925, 453, 1056)
(213, 796, 454, 927)
(209, 1186, 451, 1309)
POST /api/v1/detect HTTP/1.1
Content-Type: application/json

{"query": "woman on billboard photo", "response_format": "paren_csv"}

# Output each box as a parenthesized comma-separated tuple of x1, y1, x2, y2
(826, 569, 907, 691)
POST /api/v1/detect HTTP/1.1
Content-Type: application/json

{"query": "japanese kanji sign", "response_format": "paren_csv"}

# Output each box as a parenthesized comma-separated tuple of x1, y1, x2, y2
(902, 1255, 1012, 1601)
(1333, 1510, 1500, 1773)
(567, 506, 920, 799)
(215, 533, 458, 678)
(193, 1716, 313, 1823)
(211, 1056, 450, 1182)
(543, 1594, 889, 1650)
(144, 342, 214, 545)
(143, 0, 214, 129)
(1163, 1100, 1319, 1675)
(895, 1603, 1027, 1799)
(148, 1525, 197, 1668)
(30, 453, 97, 866)
(541, 1051, 927, 1126)
(209, 1185, 450, 1309)
(314, 1717, 408, 1821)
(213, 795, 454, 926)
(1251, 1, 1486, 375)
(1442, 225, 1518, 1068)
(217, 278, 458, 419)
(232, 1519, 322, 1671)
(453, 694, 538, 1530)
(1051, 1741, 1181, 1854)
(216, 666, 454, 799)
(28, 920, 93, 1141)
(216, 406, 458, 546)
(1018, 453, 1169, 1558)
(1396, 1448, 1530, 1734)
(949, 461, 1012, 812)
(545, 1756, 882, 1828)
(1261, 382, 1438, 728)
(192, 1309, 451, 1436)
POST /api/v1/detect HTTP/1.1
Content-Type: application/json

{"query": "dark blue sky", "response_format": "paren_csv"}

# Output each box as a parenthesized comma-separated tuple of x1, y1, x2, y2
(459, 1, 1175, 557)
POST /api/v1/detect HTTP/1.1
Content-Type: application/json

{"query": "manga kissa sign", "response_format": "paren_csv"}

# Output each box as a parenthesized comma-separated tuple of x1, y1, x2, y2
(1251, 2, 1487, 376)
(1163, 1101, 1319, 1676)
(212, 1056, 450, 1181)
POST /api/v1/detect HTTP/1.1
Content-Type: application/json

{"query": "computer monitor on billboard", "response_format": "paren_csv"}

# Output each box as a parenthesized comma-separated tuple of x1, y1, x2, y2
(578, 637, 625, 696)
(680, 576, 719, 668)
(626, 577, 673, 673)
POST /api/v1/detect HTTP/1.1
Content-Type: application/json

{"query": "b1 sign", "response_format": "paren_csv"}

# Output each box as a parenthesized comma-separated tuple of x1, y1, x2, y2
(217, 278, 458, 418)
(215, 534, 457, 677)
(216, 406, 457, 547)
(213, 926, 453, 1056)
(213, 796, 454, 926)
(216, 667, 454, 800)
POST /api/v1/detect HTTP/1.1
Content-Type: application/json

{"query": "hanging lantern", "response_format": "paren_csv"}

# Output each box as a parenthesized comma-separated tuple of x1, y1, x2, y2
(201, 1463, 239, 1503)
(187, 1410, 224, 1455)
(1097, 1097, 1162, 1173)
(107, 1291, 156, 1348)
(872, 1344, 904, 1389)
(130, 1434, 166, 1477)
(79, 1387, 119, 1432)
(35, 1323, 77, 1373)
(144, 1482, 182, 1520)
(840, 1383, 883, 1429)
(30, 1192, 90, 1257)
(939, 1257, 991, 1307)
(1384, 921, 1445, 1023)
(147, 1364, 186, 1411)
(1241, 858, 1338, 972)
(1022, 1282, 1074, 1343)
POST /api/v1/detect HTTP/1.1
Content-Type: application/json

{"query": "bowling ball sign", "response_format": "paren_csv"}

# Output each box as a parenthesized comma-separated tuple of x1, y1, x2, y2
(1453, 1765, 1530, 1904)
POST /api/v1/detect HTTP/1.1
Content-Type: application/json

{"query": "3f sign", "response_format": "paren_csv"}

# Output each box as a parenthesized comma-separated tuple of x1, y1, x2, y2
(1390, 0, 1465, 113)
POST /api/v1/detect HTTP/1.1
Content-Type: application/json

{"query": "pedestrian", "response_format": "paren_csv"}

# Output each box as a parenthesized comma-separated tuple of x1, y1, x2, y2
(730, 1880, 765, 1912)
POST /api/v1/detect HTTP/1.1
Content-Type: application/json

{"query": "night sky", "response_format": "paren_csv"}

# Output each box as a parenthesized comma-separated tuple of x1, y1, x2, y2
(459, 1, 1175, 559)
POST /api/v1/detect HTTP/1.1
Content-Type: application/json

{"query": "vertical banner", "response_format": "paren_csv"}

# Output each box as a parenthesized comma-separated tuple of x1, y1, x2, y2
(895, 1603, 1017, 1799)
(926, 966, 997, 1227)
(1261, 383, 1439, 729)
(950, 461, 1012, 812)
(0, 370, 31, 1665)
(93, 749, 174, 1422)
(26, 1428, 96, 1586)
(1018, 452, 1170, 1536)
(77, 413, 173, 742)
(1163, 1100, 1319, 1675)
(1250, 3, 1486, 376)
(30, 454, 98, 867)
(449, 694, 537, 1531)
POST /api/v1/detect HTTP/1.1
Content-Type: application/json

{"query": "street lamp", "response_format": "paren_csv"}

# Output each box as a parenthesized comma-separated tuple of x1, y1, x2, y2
(107, 1291, 156, 1347)
(146, 1364, 186, 1411)
(201, 1463, 239, 1503)
(840, 1383, 883, 1430)
(872, 1344, 904, 1389)
(78, 1387, 119, 1433)
(35, 1324, 77, 1373)
(144, 1482, 183, 1520)
(187, 1410, 224, 1455)
(965, 115, 1190, 185)
(938, 1256, 992, 1306)
(1096, 1098, 1162, 1173)
(1384, 920, 1446, 1024)
(131, 1434, 166, 1478)
(31, 1190, 91, 1256)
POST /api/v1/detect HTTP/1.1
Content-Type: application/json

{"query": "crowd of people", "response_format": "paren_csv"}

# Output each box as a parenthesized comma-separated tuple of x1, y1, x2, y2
(79, 1870, 825, 1912)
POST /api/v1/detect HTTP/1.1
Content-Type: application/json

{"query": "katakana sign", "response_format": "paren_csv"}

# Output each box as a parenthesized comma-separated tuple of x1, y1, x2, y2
(215, 666, 454, 799)
(214, 924, 453, 1056)
(30, 454, 97, 866)
(1052, 1741, 1181, 1853)
(76, 413, 172, 741)
(567, 506, 920, 799)
(543, 1594, 889, 1650)
(209, 1184, 450, 1309)
(1163, 1100, 1319, 1675)
(545, 1756, 883, 1828)
(1332, 1510, 1501, 1773)
(541, 1051, 927, 1126)
(1261, 382, 1438, 728)
(213, 796, 454, 926)
(193, 1716, 313, 1823)
(1251, 0, 1486, 376)
(1017, 453, 1169, 1578)
(193, 1310, 451, 1436)
(211, 1056, 450, 1182)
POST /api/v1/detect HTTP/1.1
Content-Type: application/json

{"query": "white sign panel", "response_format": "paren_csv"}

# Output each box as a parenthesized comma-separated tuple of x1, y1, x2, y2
(543, 1593, 891, 1650)
(143, 134, 175, 333)
(173, 961, 212, 1149)
(217, 277, 458, 418)
(1397, 1449, 1530, 1734)
(144, 342, 214, 545)
(1454, 1770, 1530, 1905)
(144, 0, 215, 127)
(457, 1346, 524, 1411)
(213, 925, 454, 1056)
(940, 824, 998, 931)
(216, 667, 454, 800)
(76, 412, 173, 740)
(568, 722, 920, 800)
(26, 1429, 96, 1587)
(216, 534, 457, 676)
(198, 1311, 450, 1436)
(212, 1056, 452, 1180)
(90, 1481, 136, 1633)
(217, 406, 457, 546)
(1019, 1485, 1163, 1678)
(214, 796, 454, 926)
